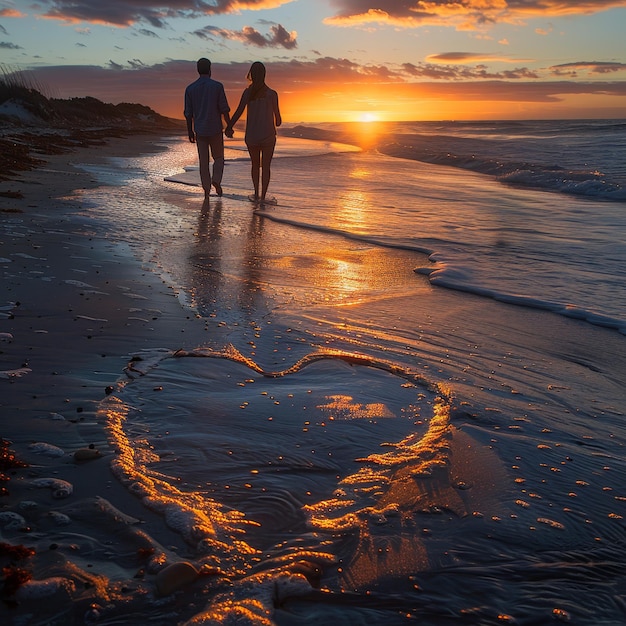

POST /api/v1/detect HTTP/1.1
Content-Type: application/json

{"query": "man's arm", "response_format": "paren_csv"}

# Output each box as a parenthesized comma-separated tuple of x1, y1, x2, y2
(185, 116, 195, 143)
(224, 89, 248, 138)
(184, 87, 195, 143)
(219, 84, 231, 136)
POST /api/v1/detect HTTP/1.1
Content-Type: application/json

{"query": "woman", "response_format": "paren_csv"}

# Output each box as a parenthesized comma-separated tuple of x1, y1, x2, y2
(225, 62, 282, 204)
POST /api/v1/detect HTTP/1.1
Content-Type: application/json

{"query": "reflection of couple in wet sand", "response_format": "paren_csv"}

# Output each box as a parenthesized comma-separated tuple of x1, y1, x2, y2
(184, 58, 282, 206)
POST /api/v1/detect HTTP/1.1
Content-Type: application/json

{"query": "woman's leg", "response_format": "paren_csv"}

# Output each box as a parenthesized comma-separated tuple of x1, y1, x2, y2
(260, 139, 276, 200)
(247, 144, 261, 198)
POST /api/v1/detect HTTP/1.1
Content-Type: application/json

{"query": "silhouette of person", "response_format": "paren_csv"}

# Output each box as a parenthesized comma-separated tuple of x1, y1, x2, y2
(225, 62, 282, 205)
(184, 58, 231, 198)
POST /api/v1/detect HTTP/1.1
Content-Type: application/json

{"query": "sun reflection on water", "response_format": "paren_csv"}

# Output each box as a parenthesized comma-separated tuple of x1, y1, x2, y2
(330, 189, 369, 233)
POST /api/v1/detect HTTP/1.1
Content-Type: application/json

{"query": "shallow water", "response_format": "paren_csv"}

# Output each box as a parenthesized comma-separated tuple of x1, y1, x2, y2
(3, 127, 625, 625)
(319, 119, 626, 199)
(82, 131, 626, 334)
(72, 131, 626, 623)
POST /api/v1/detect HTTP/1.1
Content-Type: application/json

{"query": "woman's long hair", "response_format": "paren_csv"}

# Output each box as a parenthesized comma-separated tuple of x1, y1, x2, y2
(247, 62, 267, 101)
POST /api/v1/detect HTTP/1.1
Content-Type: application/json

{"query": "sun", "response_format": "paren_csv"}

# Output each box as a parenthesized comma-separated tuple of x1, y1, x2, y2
(357, 112, 379, 123)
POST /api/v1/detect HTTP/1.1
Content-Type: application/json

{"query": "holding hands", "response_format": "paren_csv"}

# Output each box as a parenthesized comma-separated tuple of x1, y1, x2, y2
(224, 126, 234, 138)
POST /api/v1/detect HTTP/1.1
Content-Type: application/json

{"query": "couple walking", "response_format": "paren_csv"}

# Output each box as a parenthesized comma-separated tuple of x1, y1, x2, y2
(184, 58, 282, 204)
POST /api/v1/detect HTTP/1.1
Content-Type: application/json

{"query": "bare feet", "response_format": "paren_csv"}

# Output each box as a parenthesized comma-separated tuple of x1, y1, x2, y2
(260, 196, 277, 206)
(212, 181, 223, 196)
(248, 193, 259, 203)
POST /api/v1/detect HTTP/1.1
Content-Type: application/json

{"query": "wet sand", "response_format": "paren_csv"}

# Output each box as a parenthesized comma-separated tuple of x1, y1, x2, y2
(0, 136, 217, 621)
(1, 134, 625, 624)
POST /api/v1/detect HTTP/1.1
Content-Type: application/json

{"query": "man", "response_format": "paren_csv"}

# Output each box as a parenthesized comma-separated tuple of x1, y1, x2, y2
(184, 58, 231, 197)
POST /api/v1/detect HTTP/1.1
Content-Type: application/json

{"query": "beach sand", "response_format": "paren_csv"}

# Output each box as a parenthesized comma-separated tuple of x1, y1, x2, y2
(0, 135, 220, 621)
(1, 134, 625, 624)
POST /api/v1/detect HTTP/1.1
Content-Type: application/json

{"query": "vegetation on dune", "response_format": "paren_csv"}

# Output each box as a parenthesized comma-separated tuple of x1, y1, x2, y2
(0, 65, 176, 127)
(0, 66, 183, 182)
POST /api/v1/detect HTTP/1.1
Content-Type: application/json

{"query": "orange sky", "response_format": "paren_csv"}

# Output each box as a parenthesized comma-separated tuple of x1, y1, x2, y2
(2, 1, 626, 121)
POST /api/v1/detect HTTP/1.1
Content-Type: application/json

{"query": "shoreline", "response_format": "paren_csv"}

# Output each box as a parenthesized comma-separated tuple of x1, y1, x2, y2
(1, 131, 206, 421)
(0, 132, 216, 618)
(1, 127, 626, 624)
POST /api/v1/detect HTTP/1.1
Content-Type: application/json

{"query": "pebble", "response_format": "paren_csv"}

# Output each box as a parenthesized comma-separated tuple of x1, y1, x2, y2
(28, 442, 65, 457)
(155, 561, 200, 596)
(17, 500, 39, 511)
(46, 511, 72, 525)
(74, 448, 102, 462)
(0, 510, 27, 529)
(15, 576, 76, 600)
(30, 478, 74, 498)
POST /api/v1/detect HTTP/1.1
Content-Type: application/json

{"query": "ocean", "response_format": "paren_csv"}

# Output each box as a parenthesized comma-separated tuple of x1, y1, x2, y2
(5, 119, 626, 624)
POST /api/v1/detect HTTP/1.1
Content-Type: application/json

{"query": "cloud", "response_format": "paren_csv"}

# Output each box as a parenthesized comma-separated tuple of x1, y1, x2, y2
(4, 55, 620, 124)
(265, 23, 298, 48)
(127, 58, 147, 69)
(549, 61, 626, 76)
(0, 41, 22, 49)
(0, 8, 25, 18)
(193, 23, 297, 49)
(272, 56, 406, 83)
(30, 0, 295, 28)
(427, 52, 535, 64)
(324, 0, 626, 31)
(24, 57, 626, 112)
(403, 61, 539, 80)
(535, 25, 554, 35)
(136, 28, 160, 38)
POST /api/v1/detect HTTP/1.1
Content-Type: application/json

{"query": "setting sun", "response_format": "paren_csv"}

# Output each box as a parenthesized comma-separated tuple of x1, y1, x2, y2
(358, 112, 379, 122)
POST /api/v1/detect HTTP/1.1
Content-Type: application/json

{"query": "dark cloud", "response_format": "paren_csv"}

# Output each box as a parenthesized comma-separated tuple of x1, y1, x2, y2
(193, 25, 219, 40)
(39, 1, 178, 28)
(0, 24, 8, 36)
(324, 0, 626, 30)
(550, 61, 626, 76)
(193, 23, 297, 49)
(32, 1, 294, 28)
(0, 41, 22, 49)
(499, 68, 538, 79)
(266, 23, 297, 49)
(402, 61, 539, 80)
(136, 28, 160, 38)
(7, 0, 625, 35)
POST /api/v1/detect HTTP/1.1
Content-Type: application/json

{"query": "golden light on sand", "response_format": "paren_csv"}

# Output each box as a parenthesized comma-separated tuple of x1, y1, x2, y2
(328, 258, 362, 299)
(317, 394, 395, 419)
